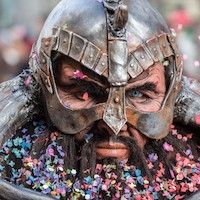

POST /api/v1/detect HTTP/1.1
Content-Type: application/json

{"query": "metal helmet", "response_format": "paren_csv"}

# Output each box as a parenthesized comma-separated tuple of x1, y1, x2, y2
(29, 0, 183, 139)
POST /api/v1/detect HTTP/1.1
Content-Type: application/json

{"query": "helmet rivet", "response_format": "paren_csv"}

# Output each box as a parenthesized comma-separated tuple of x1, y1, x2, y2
(153, 48, 157, 53)
(114, 97, 120, 103)
(163, 60, 170, 67)
(42, 59, 46, 64)
(141, 55, 145, 59)
(89, 54, 93, 58)
(101, 62, 105, 66)
(45, 41, 49, 47)
(130, 63, 134, 67)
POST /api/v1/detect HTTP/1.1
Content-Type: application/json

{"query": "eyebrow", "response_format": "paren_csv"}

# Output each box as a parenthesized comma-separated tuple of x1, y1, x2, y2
(130, 82, 157, 92)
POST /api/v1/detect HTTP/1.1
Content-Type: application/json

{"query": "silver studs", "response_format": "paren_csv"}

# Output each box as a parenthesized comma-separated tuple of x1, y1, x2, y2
(114, 97, 120, 103)
(75, 46, 80, 50)
(163, 60, 170, 67)
(171, 38, 175, 43)
(101, 62, 105, 66)
(42, 59, 46, 64)
(153, 48, 158, 53)
(140, 55, 145, 59)
(45, 41, 49, 47)
(89, 54, 94, 58)
(130, 63, 134, 67)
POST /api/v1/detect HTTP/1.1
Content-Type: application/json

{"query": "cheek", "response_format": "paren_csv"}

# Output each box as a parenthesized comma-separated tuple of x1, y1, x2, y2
(133, 96, 164, 112)
(58, 88, 96, 109)
(129, 127, 147, 149)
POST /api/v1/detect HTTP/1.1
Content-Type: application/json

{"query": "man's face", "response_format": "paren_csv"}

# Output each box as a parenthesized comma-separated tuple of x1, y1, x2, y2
(54, 56, 166, 161)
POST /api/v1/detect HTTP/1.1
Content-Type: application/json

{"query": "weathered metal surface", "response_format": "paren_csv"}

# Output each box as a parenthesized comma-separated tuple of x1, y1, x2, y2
(0, 71, 39, 148)
(174, 76, 200, 128)
(0, 179, 56, 200)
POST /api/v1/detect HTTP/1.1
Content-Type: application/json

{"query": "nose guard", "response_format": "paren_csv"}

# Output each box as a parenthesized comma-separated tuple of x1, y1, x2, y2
(103, 86, 127, 134)
(103, 0, 129, 134)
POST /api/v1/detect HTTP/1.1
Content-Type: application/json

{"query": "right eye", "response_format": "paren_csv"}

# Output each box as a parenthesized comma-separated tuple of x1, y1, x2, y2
(128, 89, 144, 98)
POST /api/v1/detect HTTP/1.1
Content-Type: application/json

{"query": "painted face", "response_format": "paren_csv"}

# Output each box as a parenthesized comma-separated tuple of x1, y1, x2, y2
(54, 56, 166, 161)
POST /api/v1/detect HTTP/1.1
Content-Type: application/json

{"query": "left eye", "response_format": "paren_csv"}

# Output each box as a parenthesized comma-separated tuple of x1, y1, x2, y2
(128, 90, 143, 98)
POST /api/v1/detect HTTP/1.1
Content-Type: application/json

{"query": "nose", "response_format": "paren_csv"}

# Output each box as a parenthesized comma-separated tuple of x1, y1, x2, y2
(97, 120, 128, 136)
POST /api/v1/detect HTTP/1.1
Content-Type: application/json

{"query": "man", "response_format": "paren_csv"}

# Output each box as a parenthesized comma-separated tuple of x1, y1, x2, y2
(0, 0, 199, 199)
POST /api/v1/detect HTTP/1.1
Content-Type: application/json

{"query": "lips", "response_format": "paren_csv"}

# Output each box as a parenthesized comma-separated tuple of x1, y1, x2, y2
(96, 141, 130, 160)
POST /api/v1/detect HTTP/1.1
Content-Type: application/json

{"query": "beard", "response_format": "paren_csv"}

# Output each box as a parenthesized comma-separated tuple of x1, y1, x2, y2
(58, 126, 199, 200)
(0, 120, 199, 200)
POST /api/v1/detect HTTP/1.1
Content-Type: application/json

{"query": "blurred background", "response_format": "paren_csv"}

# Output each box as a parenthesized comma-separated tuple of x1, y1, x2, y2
(0, 0, 199, 83)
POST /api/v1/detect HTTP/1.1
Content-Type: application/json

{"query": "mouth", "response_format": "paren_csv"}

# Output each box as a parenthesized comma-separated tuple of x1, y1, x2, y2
(96, 141, 130, 160)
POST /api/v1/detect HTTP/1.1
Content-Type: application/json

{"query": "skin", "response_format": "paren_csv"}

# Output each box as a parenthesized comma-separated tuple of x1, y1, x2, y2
(55, 57, 166, 161)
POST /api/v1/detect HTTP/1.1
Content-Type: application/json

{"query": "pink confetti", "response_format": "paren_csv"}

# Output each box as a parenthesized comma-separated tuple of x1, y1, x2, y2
(24, 76, 32, 86)
(177, 134, 182, 140)
(82, 92, 89, 101)
(73, 70, 87, 79)
(175, 195, 185, 200)
(102, 184, 108, 191)
(195, 115, 200, 125)
(163, 142, 174, 152)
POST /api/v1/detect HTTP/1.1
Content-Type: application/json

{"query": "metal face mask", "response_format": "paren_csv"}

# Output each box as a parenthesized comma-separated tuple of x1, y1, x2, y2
(30, 0, 183, 139)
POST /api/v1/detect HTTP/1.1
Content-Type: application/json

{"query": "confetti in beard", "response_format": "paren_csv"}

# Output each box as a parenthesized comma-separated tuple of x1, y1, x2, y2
(0, 119, 199, 199)
(78, 133, 153, 182)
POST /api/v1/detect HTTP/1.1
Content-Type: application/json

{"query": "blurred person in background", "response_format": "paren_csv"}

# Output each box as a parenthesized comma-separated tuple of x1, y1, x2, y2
(168, 4, 200, 81)
(0, 25, 33, 83)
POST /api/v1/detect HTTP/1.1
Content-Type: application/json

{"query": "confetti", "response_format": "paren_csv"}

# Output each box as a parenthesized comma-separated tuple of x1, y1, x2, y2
(163, 142, 174, 152)
(0, 120, 199, 200)
(82, 92, 89, 101)
(73, 70, 87, 80)
(195, 115, 200, 125)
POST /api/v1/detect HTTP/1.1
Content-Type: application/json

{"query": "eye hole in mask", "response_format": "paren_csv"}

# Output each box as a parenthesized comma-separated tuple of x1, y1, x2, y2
(51, 52, 174, 114)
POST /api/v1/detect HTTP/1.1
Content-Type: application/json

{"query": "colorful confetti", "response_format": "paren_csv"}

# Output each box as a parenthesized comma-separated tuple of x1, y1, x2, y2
(0, 120, 199, 200)
(73, 70, 87, 80)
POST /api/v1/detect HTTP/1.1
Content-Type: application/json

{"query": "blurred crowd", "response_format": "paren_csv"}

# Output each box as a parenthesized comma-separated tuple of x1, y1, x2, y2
(0, 0, 200, 83)
(0, 25, 33, 82)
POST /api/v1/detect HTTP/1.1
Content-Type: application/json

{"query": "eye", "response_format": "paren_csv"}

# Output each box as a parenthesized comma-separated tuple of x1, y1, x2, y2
(128, 89, 144, 98)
